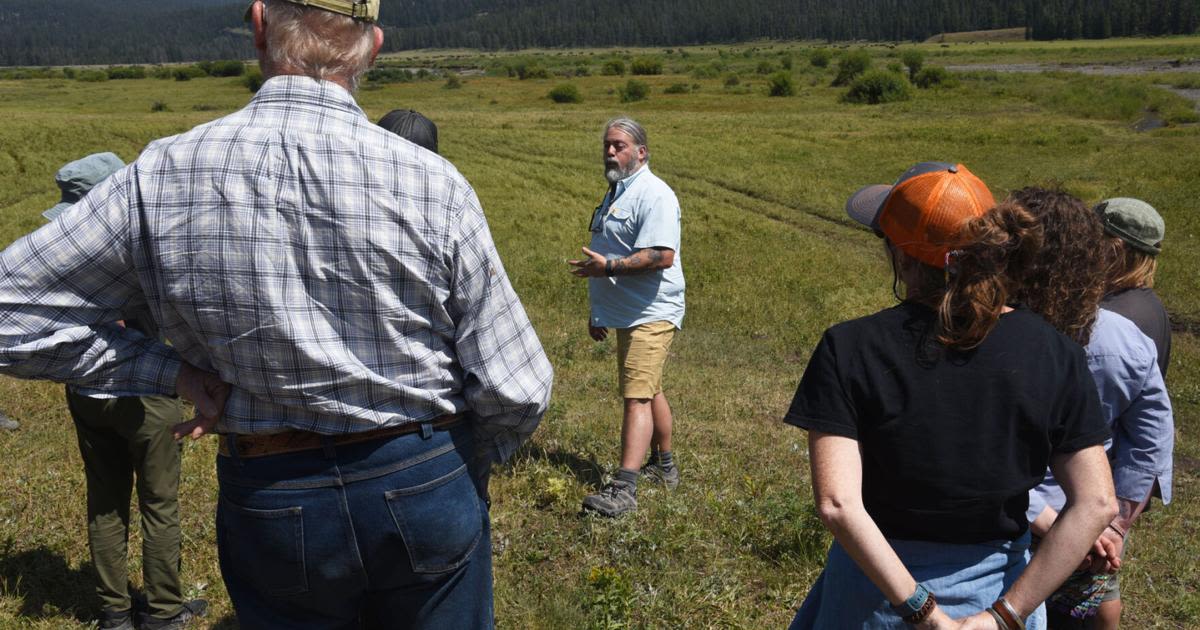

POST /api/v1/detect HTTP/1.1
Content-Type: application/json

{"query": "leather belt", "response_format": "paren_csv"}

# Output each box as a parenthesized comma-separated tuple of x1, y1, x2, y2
(217, 415, 463, 459)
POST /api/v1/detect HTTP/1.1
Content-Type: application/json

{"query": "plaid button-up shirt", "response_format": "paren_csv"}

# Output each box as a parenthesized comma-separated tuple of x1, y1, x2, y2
(0, 76, 552, 463)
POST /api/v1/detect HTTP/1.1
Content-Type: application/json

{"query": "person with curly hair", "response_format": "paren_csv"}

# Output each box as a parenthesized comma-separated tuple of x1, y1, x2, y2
(786, 163, 1116, 629)
(1010, 188, 1174, 630)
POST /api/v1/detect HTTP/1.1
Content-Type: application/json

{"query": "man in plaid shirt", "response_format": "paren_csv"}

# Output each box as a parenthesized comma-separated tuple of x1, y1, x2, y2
(0, 0, 552, 627)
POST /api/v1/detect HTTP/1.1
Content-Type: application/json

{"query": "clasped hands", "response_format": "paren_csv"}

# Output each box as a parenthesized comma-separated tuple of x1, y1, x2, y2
(172, 361, 232, 440)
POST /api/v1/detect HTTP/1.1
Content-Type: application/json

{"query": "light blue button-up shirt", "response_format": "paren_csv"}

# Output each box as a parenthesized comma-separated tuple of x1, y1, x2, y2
(587, 165, 685, 329)
(1028, 308, 1174, 520)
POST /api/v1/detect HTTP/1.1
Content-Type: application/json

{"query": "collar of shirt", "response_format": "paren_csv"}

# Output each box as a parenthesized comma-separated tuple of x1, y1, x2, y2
(604, 163, 650, 209)
(250, 74, 368, 125)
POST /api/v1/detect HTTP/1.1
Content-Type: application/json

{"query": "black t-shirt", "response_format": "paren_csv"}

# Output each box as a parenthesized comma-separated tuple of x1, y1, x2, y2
(1102, 288, 1171, 379)
(785, 302, 1109, 544)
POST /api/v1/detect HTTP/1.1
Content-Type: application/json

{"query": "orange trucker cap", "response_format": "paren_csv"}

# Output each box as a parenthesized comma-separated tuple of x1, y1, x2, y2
(845, 162, 996, 268)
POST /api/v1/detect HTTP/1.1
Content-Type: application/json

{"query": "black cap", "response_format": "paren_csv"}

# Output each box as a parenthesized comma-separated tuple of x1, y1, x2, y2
(377, 109, 439, 154)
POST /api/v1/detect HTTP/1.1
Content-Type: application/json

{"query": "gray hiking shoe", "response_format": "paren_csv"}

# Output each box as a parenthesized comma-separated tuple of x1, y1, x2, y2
(581, 480, 637, 517)
(639, 461, 679, 490)
(140, 599, 208, 630)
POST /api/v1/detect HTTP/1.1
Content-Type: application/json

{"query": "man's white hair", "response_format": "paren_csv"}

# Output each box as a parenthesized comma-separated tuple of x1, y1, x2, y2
(603, 117, 649, 160)
(261, 0, 376, 91)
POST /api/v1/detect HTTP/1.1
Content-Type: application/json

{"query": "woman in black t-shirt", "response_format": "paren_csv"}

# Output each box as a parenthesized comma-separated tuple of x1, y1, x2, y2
(786, 163, 1116, 630)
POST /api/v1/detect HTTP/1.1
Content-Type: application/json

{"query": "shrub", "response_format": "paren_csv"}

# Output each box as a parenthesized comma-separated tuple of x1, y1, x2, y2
(756, 60, 775, 75)
(843, 69, 913, 104)
(547, 83, 582, 103)
(367, 66, 414, 83)
(767, 71, 795, 97)
(809, 48, 832, 68)
(150, 100, 170, 112)
(914, 66, 956, 89)
(833, 50, 872, 86)
(601, 59, 626, 76)
(106, 66, 146, 80)
(663, 82, 691, 94)
(77, 69, 109, 82)
(691, 64, 720, 79)
(173, 65, 207, 81)
(887, 61, 904, 75)
(780, 54, 793, 70)
(573, 63, 591, 77)
(900, 49, 925, 80)
(443, 74, 462, 89)
(724, 74, 740, 87)
(206, 60, 246, 77)
(62, 67, 77, 79)
(243, 69, 265, 93)
(518, 63, 549, 80)
(630, 57, 663, 75)
(618, 79, 649, 103)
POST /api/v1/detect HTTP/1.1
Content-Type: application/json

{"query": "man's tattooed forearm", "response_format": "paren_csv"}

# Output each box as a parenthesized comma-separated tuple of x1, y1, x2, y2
(610, 249, 665, 276)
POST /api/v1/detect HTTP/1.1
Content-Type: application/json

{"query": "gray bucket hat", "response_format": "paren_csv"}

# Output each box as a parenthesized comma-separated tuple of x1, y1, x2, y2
(1094, 197, 1164, 256)
(43, 152, 125, 221)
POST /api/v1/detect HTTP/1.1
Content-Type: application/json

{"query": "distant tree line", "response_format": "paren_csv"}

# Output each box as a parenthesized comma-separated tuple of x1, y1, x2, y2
(1, 0, 1197, 66)
(382, 0, 1200, 50)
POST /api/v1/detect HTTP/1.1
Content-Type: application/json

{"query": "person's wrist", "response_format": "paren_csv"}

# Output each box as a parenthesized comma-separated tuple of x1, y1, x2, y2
(989, 597, 1025, 630)
(1107, 522, 1128, 538)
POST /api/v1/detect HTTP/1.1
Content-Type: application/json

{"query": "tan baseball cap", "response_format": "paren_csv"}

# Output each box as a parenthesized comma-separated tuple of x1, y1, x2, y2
(245, 0, 379, 22)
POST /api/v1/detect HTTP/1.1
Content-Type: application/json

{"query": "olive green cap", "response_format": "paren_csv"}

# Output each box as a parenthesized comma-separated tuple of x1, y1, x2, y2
(245, 0, 379, 22)
(1094, 197, 1164, 256)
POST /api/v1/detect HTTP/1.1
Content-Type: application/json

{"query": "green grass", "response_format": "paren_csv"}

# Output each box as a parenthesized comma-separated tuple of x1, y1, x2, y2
(1, 37, 1199, 628)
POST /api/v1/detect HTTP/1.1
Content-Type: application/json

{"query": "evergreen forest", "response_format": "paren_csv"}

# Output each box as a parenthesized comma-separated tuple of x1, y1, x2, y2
(2, 0, 1198, 66)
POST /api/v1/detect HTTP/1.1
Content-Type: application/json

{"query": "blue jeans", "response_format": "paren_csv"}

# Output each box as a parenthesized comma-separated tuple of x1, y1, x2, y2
(216, 423, 492, 629)
(790, 534, 1046, 629)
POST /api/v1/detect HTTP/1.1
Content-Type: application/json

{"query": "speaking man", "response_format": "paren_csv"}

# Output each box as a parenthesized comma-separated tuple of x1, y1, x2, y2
(0, 1, 552, 627)
(569, 117, 685, 517)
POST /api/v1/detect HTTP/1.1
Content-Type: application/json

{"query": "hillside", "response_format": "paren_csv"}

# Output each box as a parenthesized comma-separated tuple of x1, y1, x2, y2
(1, 0, 1198, 66)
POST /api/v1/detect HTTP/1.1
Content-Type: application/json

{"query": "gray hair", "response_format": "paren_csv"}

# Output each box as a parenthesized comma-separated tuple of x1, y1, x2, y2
(603, 116, 649, 160)
(261, 0, 376, 91)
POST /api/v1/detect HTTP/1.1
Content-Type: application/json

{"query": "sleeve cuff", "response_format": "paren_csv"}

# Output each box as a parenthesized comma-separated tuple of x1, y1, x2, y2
(782, 414, 858, 440)
(1114, 465, 1172, 505)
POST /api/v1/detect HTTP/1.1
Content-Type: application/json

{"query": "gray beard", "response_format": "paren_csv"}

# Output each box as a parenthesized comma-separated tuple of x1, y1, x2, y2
(604, 161, 636, 183)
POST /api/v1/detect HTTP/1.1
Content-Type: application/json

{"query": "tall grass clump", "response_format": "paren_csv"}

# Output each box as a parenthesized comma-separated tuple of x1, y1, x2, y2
(767, 71, 795, 96)
(832, 49, 872, 86)
(618, 79, 650, 103)
(630, 57, 663, 75)
(914, 66, 956, 89)
(809, 48, 832, 68)
(548, 83, 583, 103)
(601, 59, 626, 76)
(843, 69, 913, 104)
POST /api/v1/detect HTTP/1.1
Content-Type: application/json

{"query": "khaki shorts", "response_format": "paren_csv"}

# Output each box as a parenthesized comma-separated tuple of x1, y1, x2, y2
(616, 321, 677, 399)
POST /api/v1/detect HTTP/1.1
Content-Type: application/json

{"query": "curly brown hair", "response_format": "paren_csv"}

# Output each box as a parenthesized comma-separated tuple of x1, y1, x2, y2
(1009, 187, 1106, 346)
(893, 200, 1043, 350)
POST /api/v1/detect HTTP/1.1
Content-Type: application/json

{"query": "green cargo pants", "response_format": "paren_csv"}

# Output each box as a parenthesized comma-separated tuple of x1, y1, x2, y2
(66, 389, 185, 619)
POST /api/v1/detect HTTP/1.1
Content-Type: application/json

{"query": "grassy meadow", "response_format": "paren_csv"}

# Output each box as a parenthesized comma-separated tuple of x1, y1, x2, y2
(1, 36, 1199, 628)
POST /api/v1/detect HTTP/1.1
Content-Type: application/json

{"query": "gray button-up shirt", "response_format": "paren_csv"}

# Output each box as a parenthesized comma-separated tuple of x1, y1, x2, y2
(0, 75, 552, 463)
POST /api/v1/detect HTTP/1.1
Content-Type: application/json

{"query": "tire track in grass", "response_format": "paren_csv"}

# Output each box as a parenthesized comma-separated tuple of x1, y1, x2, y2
(456, 136, 874, 252)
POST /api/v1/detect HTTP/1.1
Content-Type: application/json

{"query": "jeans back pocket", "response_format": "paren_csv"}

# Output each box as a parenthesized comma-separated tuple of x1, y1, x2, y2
(385, 463, 483, 574)
(218, 497, 308, 596)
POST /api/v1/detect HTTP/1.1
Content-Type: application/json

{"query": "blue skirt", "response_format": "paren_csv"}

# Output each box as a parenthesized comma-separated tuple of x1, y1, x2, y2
(790, 533, 1046, 629)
